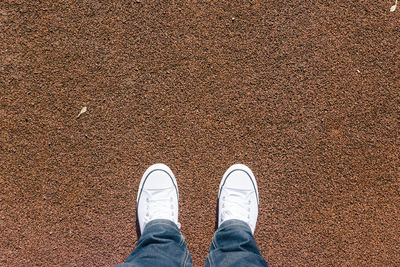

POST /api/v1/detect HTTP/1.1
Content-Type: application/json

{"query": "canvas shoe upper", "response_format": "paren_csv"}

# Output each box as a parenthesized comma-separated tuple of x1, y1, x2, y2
(137, 163, 180, 234)
(218, 164, 259, 234)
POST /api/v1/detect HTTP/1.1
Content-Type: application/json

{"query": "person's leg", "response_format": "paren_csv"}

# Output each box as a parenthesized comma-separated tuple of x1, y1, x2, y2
(206, 219, 267, 267)
(119, 219, 192, 267)
(205, 164, 268, 267)
(116, 164, 192, 267)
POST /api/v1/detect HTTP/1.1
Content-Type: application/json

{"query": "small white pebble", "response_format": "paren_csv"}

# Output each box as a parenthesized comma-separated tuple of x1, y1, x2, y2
(77, 106, 87, 118)
(356, 69, 360, 73)
(390, 0, 397, 12)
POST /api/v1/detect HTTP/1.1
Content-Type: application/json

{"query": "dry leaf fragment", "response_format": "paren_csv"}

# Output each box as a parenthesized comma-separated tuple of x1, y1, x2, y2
(77, 106, 87, 118)
(390, 0, 398, 12)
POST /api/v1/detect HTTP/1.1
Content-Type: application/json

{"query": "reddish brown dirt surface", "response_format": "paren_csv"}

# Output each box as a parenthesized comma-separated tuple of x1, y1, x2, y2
(1, 1, 400, 266)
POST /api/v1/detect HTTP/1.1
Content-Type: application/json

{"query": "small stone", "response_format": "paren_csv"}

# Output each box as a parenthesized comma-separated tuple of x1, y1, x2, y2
(77, 106, 87, 118)
(390, 3, 397, 12)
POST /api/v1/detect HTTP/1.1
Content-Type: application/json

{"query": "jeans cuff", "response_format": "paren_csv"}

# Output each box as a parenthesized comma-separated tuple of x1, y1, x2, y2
(218, 219, 252, 233)
(143, 219, 180, 234)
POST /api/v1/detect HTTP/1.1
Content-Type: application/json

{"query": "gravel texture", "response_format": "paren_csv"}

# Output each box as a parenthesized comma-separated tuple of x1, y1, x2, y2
(1, 0, 399, 266)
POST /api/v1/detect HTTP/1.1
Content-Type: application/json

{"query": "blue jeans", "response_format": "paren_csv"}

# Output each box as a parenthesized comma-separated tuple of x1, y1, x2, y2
(117, 219, 268, 267)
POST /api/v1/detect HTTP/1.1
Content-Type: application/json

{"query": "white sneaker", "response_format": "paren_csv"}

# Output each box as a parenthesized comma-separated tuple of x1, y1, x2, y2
(218, 164, 259, 234)
(137, 163, 180, 234)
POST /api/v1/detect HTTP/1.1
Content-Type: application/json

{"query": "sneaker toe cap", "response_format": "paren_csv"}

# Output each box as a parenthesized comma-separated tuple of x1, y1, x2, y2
(144, 170, 176, 190)
(224, 170, 255, 191)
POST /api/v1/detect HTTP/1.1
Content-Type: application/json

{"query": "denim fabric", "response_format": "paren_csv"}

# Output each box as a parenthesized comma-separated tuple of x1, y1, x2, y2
(205, 219, 268, 267)
(116, 219, 192, 267)
(117, 219, 267, 267)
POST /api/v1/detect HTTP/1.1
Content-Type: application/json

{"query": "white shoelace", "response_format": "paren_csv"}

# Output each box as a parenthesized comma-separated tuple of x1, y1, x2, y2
(142, 189, 180, 229)
(221, 188, 253, 227)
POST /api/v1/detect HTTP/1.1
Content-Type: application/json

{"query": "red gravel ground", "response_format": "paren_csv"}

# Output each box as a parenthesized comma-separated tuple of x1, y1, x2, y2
(1, 1, 400, 266)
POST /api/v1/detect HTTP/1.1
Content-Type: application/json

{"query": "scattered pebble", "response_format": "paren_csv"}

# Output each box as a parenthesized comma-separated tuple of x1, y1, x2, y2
(390, 0, 397, 12)
(77, 106, 87, 118)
